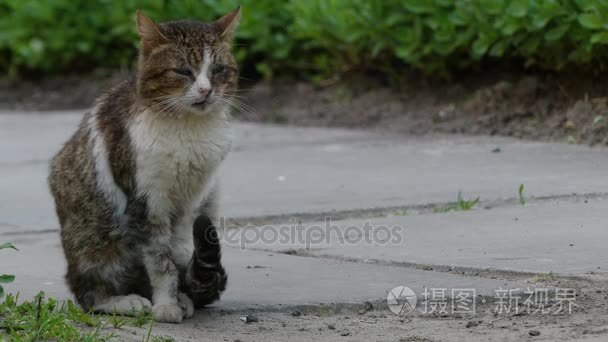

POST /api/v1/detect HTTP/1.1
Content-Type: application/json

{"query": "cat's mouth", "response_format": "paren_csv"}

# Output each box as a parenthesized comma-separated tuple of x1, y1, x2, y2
(192, 99, 208, 109)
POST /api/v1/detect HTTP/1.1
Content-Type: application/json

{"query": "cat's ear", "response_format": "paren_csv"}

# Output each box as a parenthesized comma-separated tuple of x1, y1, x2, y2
(136, 10, 168, 50)
(215, 6, 241, 43)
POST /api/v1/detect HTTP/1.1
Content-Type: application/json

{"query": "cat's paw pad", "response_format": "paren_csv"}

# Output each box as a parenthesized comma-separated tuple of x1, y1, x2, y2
(152, 303, 183, 323)
(177, 292, 195, 318)
(125, 294, 152, 311)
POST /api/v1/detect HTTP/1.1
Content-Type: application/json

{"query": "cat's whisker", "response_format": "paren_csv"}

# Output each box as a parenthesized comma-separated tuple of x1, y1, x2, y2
(219, 97, 256, 113)
(215, 96, 258, 122)
(223, 88, 254, 93)
(144, 97, 186, 117)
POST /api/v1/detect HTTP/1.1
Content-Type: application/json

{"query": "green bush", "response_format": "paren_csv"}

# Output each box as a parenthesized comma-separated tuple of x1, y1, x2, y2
(289, 0, 608, 75)
(1, 0, 608, 79)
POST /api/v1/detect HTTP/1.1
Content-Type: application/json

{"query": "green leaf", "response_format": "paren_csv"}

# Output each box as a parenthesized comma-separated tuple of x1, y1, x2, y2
(518, 184, 526, 205)
(490, 40, 509, 57)
(448, 10, 468, 26)
(521, 37, 541, 54)
(501, 19, 521, 35)
(482, 0, 505, 15)
(575, 0, 599, 12)
(472, 34, 496, 58)
(578, 12, 603, 29)
(507, 0, 529, 18)
(0, 285, 3, 298)
(530, 13, 552, 30)
(0, 242, 17, 251)
(591, 32, 608, 44)
(545, 24, 570, 41)
(404, 0, 434, 14)
(0, 274, 14, 284)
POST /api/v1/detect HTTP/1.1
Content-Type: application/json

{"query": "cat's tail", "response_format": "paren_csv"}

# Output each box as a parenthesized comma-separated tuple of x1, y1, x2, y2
(183, 215, 228, 309)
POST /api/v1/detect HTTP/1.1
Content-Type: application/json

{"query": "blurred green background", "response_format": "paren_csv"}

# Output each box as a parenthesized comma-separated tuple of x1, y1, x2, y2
(1, 0, 608, 80)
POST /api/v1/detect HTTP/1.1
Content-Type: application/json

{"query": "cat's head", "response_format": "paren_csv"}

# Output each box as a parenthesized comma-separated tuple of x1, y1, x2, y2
(135, 8, 240, 117)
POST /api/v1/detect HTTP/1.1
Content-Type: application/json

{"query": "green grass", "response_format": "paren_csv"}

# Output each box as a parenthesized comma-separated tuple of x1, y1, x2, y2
(0, 292, 162, 341)
(392, 209, 409, 216)
(518, 184, 526, 205)
(0, 293, 115, 341)
(434, 192, 480, 213)
(1, 241, 162, 341)
(130, 309, 154, 328)
(532, 272, 558, 282)
(0, 242, 18, 299)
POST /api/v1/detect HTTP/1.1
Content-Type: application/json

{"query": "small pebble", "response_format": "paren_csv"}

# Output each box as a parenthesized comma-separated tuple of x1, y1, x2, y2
(340, 329, 350, 336)
(363, 301, 374, 312)
(291, 310, 302, 317)
(327, 324, 336, 330)
(240, 315, 259, 323)
(466, 321, 479, 328)
(529, 330, 541, 336)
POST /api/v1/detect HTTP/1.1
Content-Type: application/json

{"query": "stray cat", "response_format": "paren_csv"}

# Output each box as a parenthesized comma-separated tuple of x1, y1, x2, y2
(47, 8, 239, 323)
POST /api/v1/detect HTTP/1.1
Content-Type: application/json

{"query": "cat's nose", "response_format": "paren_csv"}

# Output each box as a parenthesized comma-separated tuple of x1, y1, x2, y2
(198, 87, 211, 99)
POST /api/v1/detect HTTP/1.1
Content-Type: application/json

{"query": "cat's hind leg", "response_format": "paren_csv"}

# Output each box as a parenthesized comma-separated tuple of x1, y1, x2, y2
(66, 264, 153, 316)
(63, 235, 153, 317)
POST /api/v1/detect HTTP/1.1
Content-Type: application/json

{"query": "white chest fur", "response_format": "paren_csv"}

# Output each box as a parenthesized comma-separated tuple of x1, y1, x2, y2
(128, 110, 232, 226)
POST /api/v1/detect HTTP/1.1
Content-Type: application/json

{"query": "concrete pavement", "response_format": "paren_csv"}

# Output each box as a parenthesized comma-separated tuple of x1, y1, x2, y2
(1, 111, 608, 341)
(3, 112, 608, 232)
(239, 198, 607, 276)
(2, 231, 525, 310)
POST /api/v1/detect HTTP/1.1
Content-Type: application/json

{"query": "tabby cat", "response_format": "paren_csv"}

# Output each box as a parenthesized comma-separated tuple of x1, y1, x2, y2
(47, 8, 240, 323)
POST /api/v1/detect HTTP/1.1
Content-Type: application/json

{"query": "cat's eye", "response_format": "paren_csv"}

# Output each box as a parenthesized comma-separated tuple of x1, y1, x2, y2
(172, 68, 194, 78)
(212, 65, 227, 75)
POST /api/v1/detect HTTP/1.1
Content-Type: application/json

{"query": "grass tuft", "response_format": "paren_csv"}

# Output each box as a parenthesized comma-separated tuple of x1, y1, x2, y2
(434, 192, 480, 213)
(0, 292, 116, 341)
(532, 272, 558, 282)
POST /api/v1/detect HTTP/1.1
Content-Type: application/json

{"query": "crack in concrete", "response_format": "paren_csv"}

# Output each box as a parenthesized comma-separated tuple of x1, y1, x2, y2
(235, 246, 601, 284)
(3, 192, 608, 237)
(225, 191, 608, 227)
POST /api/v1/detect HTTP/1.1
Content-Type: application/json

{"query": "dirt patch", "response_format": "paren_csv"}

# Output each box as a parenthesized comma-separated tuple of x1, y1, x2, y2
(0, 71, 126, 111)
(245, 71, 608, 146)
(236, 73, 608, 145)
(106, 276, 608, 342)
(2, 70, 608, 145)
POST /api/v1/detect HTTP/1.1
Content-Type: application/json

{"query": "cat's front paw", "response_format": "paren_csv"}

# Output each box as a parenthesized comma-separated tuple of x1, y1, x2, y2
(152, 303, 183, 323)
(177, 292, 195, 319)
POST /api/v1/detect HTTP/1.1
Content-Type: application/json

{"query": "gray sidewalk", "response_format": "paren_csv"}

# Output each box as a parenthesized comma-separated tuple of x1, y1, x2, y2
(1, 111, 608, 341)
(3, 112, 608, 231)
